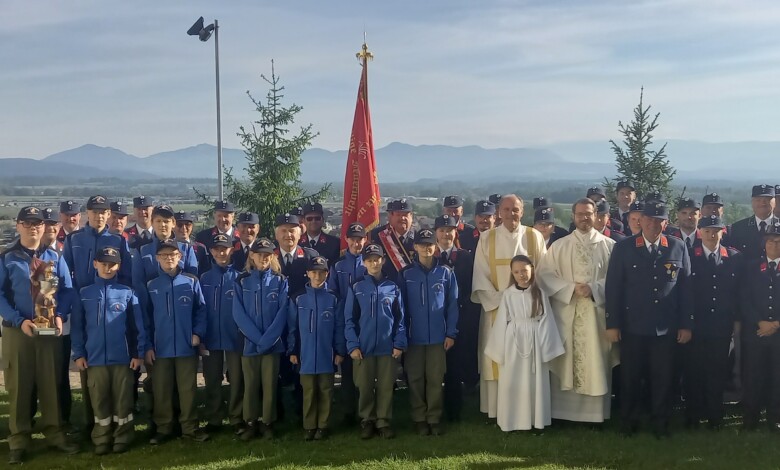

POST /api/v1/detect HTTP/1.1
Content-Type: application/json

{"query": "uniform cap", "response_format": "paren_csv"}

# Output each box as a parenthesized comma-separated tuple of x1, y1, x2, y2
(152, 204, 175, 219)
(132, 196, 152, 208)
(275, 212, 300, 226)
(414, 228, 436, 245)
(628, 201, 646, 213)
(17, 206, 44, 222)
(596, 200, 610, 215)
(289, 206, 304, 217)
(443, 195, 463, 208)
(211, 233, 233, 248)
(346, 222, 366, 238)
(307, 256, 329, 272)
(676, 197, 700, 211)
(111, 201, 129, 215)
(213, 200, 235, 212)
(59, 200, 81, 215)
(643, 202, 668, 220)
(534, 207, 555, 224)
(616, 180, 635, 191)
(698, 215, 725, 229)
(386, 198, 412, 212)
(156, 239, 181, 253)
(532, 197, 550, 210)
(488, 194, 503, 205)
(587, 186, 606, 198)
(765, 221, 780, 236)
(237, 212, 260, 225)
(701, 193, 723, 207)
(86, 195, 110, 210)
(434, 215, 458, 229)
(95, 246, 121, 264)
(752, 184, 775, 198)
(302, 202, 324, 215)
(174, 211, 194, 223)
(362, 243, 385, 258)
(474, 200, 496, 215)
(643, 190, 666, 204)
(250, 237, 276, 253)
(41, 207, 58, 224)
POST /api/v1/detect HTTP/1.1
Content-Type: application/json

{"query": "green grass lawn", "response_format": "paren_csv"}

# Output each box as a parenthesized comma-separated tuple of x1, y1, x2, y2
(0, 386, 777, 469)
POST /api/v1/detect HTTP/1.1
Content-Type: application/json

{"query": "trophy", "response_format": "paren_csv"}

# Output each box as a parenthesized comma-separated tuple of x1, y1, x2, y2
(31, 259, 59, 336)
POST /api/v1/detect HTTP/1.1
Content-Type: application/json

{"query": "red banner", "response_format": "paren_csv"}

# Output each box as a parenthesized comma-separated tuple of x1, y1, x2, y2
(340, 55, 381, 250)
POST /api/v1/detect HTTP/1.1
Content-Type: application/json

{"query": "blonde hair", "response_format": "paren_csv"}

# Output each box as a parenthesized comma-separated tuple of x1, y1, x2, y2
(246, 251, 281, 274)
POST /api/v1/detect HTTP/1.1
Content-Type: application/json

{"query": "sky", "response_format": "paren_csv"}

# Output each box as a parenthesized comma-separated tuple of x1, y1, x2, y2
(2, 0, 780, 159)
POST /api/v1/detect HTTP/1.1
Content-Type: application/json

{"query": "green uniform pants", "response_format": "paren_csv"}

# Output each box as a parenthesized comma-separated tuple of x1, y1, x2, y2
(354, 355, 397, 428)
(151, 356, 199, 435)
(300, 373, 334, 430)
(87, 364, 135, 446)
(241, 354, 279, 425)
(406, 344, 446, 424)
(2, 327, 66, 450)
(202, 350, 244, 426)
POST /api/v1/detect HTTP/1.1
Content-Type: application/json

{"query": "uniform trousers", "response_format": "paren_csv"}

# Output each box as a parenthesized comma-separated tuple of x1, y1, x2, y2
(741, 333, 780, 425)
(87, 364, 135, 445)
(151, 356, 199, 435)
(202, 350, 244, 426)
(300, 373, 334, 430)
(339, 356, 358, 418)
(353, 355, 397, 428)
(242, 354, 280, 425)
(406, 344, 447, 424)
(684, 336, 731, 424)
(620, 333, 675, 431)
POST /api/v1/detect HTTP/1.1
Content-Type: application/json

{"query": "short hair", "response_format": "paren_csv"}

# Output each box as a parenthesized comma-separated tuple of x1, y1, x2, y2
(499, 194, 524, 207)
(571, 198, 596, 213)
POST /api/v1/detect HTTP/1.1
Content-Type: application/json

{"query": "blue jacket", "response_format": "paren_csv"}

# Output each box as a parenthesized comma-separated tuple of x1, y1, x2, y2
(329, 251, 367, 300)
(63, 224, 132, 291)
(201, 263, 241, 352)
(132, 237, 198, 297)
(143, 268, 207, 358)
(343, 274, 407, 356)
(399, 259, 459, 345)
(70, 276, 146, 366)
(288, 283, 347, 374)
(0, 242, 73, 327)
(233, 269, 289, 356)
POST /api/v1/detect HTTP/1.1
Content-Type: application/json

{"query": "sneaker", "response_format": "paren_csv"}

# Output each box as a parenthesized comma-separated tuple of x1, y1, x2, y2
(239, 423, 257, 441)
(149, 433, 172, 445)
(94, 444, 111, 456)
(8, 449, 25, 465)
(304, 429, 316, 441)
(112, 443, 129, 454)
(360, 421, 376, 440)
(183, 429, 210, 442)
(313, 428, 328, 441)
(430, 423, 444, 436)
(415, 421, 431, 436)
(377, 426, 396, 439)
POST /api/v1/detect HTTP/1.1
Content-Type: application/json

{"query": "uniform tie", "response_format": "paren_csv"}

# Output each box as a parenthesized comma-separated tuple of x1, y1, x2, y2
(441, 251, 449, 265)
(770, 261, 778, 273)
(285, 253, 293, 267)
(141, 230, 149, 241)
(760, 221, 767, 234)
(649, 244, 658, 257)
(708, 252, 716, 266)
(310, 239, 317, 248)
(686, 237, 693, 250)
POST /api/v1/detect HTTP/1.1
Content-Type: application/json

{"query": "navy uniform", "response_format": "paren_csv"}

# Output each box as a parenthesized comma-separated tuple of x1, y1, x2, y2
(41, 208, 64, 253)
(665, 198, 702, 251)
(596, 200, 626, 242)
(232, 211, 260, 272)
(175, 211, 211, 276)
(622, 200, 645, 236)
(110, 201, 130, 240)
(739, 222, 780, 431)
(469, 200, 495, 245)
(57, 200, 80, 244)
(605, 202, 694, 436)
(533, 207, 564, 248)
(532, 197, 569, 242)
(124, 196, 155, 251)
(275, 213, 319, 295)
(442, 195, 478, 253)
(488, 194, 502, 225)
(299, 202, 341, 266)
(611, 180, 636, 230)
(684, 216, 742, 428)
(195, 200, 240, 250)
(701, 193, 732, 248)
(435, 215, 480, 420)
(369, 199, 415, 283)
(729, 185, 779, 261)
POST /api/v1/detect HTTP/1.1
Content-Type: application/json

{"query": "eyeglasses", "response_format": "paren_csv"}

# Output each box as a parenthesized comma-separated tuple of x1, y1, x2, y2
(305, 216, 322, 222)
(157, 253, 180, 260)
(176, 222, 192, 228)
(19, 221, 44, 228)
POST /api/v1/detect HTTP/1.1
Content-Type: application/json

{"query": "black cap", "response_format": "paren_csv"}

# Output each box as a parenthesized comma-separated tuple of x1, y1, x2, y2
(643, 201, 669, 220)
(303, 202, 324, 215)
(587, 187, 606, 198)
(775, 185, 780, 195)
(307, 256, 329, 272)
(17, 206, 44, 222)
(237, 212, 260, 225)
(596, 200, 610, 215)
(275, 212, 300, 226)
(132, 196, 152, 208)
(250, 237, 276, 253)
(387, 198, 412, 212)
(211, 233, 233, 248)
(474, 200, 495, 215)
(616, 180, 635, 191)
(629, 201, 645, 213)
(346, 222, 366, 238)
(111, 201, 129, 215)
(174, 211, 194, 223)
(156, 239, 181, 253)
(95, 246, 122, 264)
(643, 190, 665, 204)
(414, 228, 436, 245)
(41, 207, 57, 224)
(434, 215, 458, 229)
(86, 195, 110, 210)
(676, 198, 700, 211)
(534, 207, 555, 224)
(488, 194, 502, 205)
(702, 193, 723, 207)
(289, 206, 304, 217)
(59, 200, 80, 215)
(765, 221, 780, 236)
(752, 184, 775, 198)
(698, 215, 725, 230)
(214, 200, 235, 212)
(443, 195, 463, 208)
(533, 197, 550, 210)
(362, 243, 385, 258)
(152, 204, 175, 219)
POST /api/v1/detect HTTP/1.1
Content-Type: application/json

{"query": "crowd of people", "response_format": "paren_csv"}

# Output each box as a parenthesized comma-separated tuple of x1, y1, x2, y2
(1, 183, 779, 465)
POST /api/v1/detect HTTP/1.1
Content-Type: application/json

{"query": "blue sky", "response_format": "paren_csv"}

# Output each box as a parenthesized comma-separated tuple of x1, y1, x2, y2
(2, 0, 780, 158)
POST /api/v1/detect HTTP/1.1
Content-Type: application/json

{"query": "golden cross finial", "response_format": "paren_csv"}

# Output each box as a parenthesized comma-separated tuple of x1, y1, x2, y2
(356, 35, 373, 64)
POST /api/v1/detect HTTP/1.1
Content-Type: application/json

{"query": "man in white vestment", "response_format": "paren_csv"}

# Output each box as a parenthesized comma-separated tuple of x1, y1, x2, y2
(536, 198, 619, 423)
(471, 194, 547, 418)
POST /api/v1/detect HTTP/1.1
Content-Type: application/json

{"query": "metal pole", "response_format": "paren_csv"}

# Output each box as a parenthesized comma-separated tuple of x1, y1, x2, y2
(214, 19, 224, 201)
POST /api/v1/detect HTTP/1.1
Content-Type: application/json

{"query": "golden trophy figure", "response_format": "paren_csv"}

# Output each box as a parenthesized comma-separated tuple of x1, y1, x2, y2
(31, 259, 59, 336)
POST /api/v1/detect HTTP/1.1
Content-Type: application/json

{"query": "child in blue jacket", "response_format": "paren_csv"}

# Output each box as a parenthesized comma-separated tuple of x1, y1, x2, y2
(71, 247, 145, 455)
(288, 256, 346, 441)
(343, 243, 406, 439)
(142, 239, 209, 445)
(233, 237, 289, 440)
(200, 234, 243, 433)
(399, 229, 459, 437)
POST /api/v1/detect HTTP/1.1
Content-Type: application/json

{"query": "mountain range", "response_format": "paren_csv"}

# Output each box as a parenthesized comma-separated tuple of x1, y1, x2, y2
(1, 140, 778, 183)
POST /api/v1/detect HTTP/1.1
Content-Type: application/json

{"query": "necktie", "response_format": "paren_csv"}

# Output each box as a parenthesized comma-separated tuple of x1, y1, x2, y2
(285, 253, 292, 267)
(770, 261, 777, 273)
(141, 230, 149, 241)
(310, 239, 317, 248)
(708, 252, 716, 266)
(244, 246, 249, 256)
(649, 244, 657, 257)
(686, 237, 692, 250)
(441, 251, 449, 265)
(760, 221, 767, 234)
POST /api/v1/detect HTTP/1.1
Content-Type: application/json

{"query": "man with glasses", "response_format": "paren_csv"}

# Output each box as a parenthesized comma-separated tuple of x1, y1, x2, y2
(1, 207, 80, 464)
(299, 202, 340, 266)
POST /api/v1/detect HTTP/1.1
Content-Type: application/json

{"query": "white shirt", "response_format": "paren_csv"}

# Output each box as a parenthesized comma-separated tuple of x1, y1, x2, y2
(768, 257, 780, 266)
(438, 245, 453, 258)
(279, 247, 296, 261)
(220, 226, 235, 238)
(756, 216, 773, 230)
(703, 244, 721, 263)
(679, 229, 696, 246)
(643, 236, 660, 253)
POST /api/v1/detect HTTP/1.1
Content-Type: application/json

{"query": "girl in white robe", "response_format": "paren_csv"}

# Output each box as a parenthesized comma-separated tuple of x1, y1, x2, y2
(484, 255, 565, 431)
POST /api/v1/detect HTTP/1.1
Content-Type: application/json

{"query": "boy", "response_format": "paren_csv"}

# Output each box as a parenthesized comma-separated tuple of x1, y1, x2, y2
(343, 243, 406, 439)
(200, 234, 243, 433)
(143, 240, 209, 444)
(399, 229, 459, 436)
(70, 247, 146, 455)
(288, 256, 346, 440)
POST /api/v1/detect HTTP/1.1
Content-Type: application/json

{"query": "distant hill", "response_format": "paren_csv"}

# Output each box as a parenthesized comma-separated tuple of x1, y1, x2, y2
(1, 140, 778, 182)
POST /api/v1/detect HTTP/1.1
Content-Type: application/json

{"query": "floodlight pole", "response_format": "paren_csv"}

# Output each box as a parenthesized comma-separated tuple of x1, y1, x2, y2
(213, 19, 223, 201)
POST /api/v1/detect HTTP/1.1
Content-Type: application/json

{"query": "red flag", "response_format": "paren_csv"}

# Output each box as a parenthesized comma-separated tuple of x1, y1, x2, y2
(340, 49, 381, 250)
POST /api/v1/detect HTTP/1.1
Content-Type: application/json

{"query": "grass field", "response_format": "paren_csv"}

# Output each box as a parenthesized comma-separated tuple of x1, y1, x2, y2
(0, 385, 777, 469)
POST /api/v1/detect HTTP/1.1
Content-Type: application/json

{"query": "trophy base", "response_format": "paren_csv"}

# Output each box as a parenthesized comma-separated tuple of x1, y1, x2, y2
(34, 327, 57, 336)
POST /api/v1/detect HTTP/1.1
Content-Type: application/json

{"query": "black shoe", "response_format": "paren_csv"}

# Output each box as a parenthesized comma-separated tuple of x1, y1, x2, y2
(149, 433, 172, 445)
(415, 421, 431, 436)
(430, 423, 444, 436)
(304, 429, 316, 441)
(239, 423, 257, 441)
(183, 429, 210, 442)
(262, 423, 275, 440)
(8, 449, 25, 465)
(63, 423, 81, 436)
(52, 441, 80, 455)
(313, 428, 328, 441)
(203, 423, 222, 434)
(112, 443, 129, 454)
(360, 421, 376, 439)
(377, 426, 396, 439)
(94, 444, 111, 456)
(232, 423, 246, 435)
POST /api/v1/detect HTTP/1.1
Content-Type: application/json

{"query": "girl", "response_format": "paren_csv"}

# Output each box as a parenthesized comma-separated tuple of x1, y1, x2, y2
(484, 255, 564, 432)
(233, 238, 289, 440)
